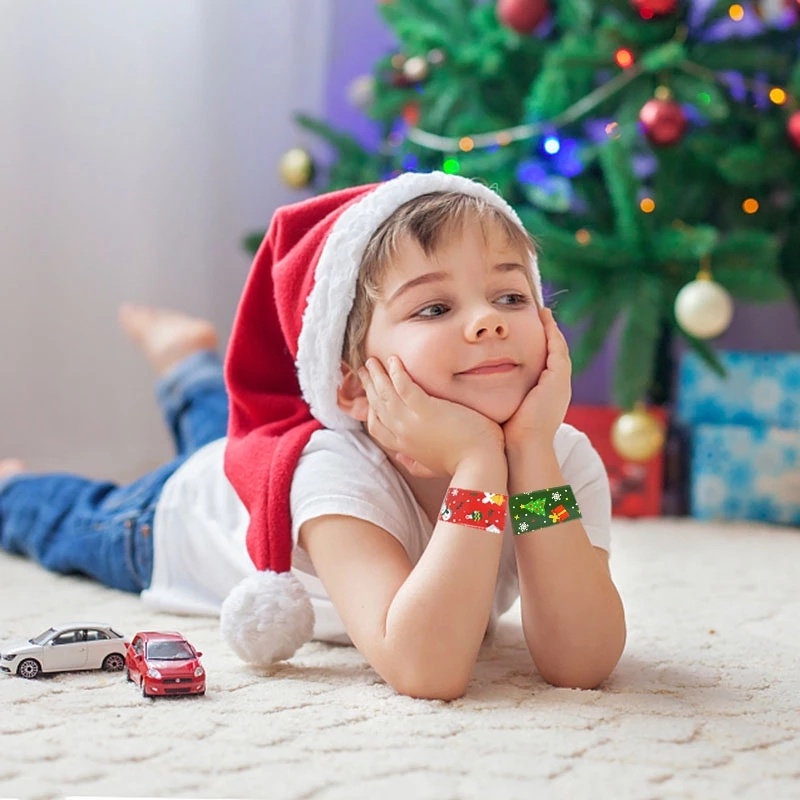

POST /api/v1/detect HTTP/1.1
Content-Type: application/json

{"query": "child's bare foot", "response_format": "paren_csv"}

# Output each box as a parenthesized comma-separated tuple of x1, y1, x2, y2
(0, 459, 26, 481)
(118, 304, 219, 376)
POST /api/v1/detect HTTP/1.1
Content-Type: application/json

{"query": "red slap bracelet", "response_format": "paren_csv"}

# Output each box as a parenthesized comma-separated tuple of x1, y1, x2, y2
(438, 488, 508, 534)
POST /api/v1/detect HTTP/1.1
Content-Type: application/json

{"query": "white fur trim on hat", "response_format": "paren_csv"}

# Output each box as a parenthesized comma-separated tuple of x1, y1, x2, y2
(296, 171, 541, 432)
(220, 571, 314, 665)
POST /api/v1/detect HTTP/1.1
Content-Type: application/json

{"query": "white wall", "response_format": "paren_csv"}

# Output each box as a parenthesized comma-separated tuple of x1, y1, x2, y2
(0, 0, 329, 481)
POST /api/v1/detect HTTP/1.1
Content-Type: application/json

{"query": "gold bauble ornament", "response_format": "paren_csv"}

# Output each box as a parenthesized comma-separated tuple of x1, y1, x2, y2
(611, 405, 665, 462)
(279, 147, 314, 188)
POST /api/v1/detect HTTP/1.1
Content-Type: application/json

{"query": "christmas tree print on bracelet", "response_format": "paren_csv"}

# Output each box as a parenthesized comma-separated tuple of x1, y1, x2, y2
(510, 485, 582, 535)
(438, 488, 508, 533)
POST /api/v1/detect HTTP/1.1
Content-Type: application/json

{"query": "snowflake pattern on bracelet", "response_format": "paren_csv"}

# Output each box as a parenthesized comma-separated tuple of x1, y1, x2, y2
(439, 488, 508, 534)
(510, 485, 582, 535)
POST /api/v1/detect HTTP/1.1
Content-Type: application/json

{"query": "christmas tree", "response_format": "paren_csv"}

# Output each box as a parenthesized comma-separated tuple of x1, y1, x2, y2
(277, 0, 800, 411)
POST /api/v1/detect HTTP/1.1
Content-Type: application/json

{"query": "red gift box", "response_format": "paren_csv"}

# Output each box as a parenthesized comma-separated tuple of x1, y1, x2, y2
(564, 405, 668, 518)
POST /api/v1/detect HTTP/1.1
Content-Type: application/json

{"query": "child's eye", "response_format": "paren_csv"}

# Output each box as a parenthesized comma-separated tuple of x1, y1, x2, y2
(497, 293, 529, 306)
(415, 303, 450, 318)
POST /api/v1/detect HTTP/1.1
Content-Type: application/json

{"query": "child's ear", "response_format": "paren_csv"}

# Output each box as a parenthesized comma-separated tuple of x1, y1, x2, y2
(336, 361, 369, 422)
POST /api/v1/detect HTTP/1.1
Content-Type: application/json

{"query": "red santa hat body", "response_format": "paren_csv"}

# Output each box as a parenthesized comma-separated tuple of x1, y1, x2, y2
(221, 171, 541, 666)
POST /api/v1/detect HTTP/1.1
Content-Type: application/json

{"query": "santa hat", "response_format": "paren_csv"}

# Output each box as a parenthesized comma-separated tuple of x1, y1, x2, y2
(220, 170, 541, 666)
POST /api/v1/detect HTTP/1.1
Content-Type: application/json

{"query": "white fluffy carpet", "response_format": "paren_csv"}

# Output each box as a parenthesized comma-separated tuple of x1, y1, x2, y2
(1, 518, 799, 800)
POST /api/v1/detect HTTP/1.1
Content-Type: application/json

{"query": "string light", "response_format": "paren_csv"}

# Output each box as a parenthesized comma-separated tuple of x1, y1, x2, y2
(442, 157, 460, 174)
(742, 198, 759, 214)
(728, 4, 745, 21)
(400, 46, 796, 155)
(615, 48, 635, 69)
(543, 136, 561, 154)
(405, 63, 645, 153)
(575, 229, 592, 245)
(770, 87, 788, 105)
(458, 137, 474, 152)
(640, 198, 656, 213)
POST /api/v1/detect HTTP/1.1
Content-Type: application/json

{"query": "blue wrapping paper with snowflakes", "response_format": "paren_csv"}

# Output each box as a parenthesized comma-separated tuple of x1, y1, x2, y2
(677, 351, 800, 525)
(690, 424, 800, 525)
(677, 351, 800, 428)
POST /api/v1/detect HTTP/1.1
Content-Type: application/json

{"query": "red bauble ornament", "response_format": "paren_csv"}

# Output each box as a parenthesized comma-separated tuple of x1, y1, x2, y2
(631, 0, 679, 18)
(788, 110, 800, 150)
(639, 97, 688, 146)
(496, 0, 550, 33)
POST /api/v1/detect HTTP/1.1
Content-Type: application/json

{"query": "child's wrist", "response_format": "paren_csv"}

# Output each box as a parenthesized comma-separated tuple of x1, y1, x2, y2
(505, 438, 556, 481)
(451, 446, 508, 488)
(454, 430, 504, 464)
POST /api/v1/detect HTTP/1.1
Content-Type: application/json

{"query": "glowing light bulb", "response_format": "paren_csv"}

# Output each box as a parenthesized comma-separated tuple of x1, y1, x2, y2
(769, 87, 787, 105)
(543, 136, 561, 155)
(442, 158, 460, 174)
(742, 198, 759, 214)
(459, 137, 475, 152)
(640, 198, 656, 213)
(728, 4, 745, 21)
(615, 48, 634, 69)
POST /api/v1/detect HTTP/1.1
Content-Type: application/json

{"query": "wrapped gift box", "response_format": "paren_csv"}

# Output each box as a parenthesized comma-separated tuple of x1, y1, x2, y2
(677, 351, 800, 525)
(564, 405, 667, 518)
(677, 351, 800, 428)
(690, 424, 800, 525)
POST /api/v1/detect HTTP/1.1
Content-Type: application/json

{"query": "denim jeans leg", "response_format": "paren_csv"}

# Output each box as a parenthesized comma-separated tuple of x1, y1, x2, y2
(0, 459, 181, 593)
(155, 350, 229, 458)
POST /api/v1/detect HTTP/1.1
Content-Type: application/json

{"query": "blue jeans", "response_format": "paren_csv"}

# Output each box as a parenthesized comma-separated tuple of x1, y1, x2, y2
(0, 351, 228, 593)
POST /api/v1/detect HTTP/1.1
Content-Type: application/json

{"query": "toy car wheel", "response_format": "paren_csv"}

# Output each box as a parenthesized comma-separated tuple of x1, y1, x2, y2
(126, 668, 133, 683)
(17, 659, 41, 679)
(142, 682, 149, 698)
(102, 653, 125, 672)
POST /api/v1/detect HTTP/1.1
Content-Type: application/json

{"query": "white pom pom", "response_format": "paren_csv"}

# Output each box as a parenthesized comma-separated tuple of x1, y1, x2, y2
(220, 571, 314, 665)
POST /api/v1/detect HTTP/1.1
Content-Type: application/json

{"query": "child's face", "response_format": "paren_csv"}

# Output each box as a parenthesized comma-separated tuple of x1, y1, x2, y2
(363, 215, 547, 424)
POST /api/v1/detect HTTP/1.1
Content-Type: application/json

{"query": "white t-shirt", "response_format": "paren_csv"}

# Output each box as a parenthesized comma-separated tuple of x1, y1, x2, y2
(142, 425, 611, 646)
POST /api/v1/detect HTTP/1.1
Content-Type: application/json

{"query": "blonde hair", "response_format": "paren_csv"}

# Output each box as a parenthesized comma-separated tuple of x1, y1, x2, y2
(342, 191, 537, 370)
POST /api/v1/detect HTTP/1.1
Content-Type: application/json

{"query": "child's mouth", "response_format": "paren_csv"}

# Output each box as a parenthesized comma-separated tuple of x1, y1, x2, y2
(459, 361, 517, 376)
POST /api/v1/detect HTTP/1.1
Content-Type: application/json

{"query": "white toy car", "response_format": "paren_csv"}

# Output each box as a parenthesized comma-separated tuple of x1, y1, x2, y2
(0, 623, 127, 679)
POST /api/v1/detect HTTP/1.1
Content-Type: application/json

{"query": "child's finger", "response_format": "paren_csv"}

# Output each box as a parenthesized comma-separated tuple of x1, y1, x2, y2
(362, 358, 400, 412)
(365, 409, 399, 451)
(543, 308, 570, 351)
(358, 366, 384, 418)
(386, 356, 428, 408)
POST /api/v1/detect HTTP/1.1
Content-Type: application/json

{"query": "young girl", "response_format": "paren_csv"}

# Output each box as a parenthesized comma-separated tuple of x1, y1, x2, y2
(1, 171, 625, 699)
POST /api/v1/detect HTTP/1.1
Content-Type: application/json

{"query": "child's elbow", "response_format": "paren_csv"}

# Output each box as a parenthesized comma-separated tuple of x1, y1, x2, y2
(540, 666, 612, 691)
(538, 646, 624, 690)
(387, 664, 470, 701)
(391, 675, 469, 701)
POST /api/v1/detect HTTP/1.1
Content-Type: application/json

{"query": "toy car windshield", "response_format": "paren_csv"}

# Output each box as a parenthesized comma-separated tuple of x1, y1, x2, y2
(145, 641, 195, 660)
(30, 628, 58, 645)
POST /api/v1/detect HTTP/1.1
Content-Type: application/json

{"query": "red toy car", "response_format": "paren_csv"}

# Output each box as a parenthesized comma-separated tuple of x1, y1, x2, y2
(125, 631, 206, 698)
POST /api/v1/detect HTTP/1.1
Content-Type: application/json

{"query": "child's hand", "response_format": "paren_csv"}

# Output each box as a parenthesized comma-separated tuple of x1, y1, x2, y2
(503, 307, 572, 451)
(359, 355, 504, 477)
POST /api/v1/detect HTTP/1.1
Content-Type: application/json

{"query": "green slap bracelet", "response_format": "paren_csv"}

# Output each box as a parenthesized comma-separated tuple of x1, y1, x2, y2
(510, 485, 582, 535)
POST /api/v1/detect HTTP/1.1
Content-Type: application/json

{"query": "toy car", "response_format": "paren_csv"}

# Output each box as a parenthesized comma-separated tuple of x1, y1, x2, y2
(125, 631, 205, 697)
(0, 623, 127, 679)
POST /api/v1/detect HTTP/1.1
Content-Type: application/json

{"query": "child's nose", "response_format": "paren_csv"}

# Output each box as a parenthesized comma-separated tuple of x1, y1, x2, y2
(466, 307, 508, 340)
